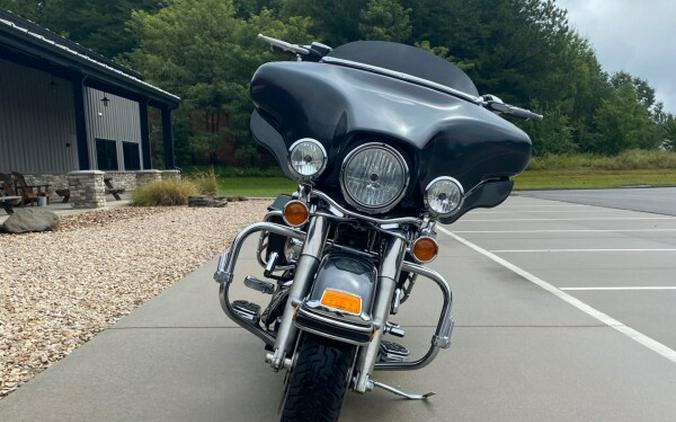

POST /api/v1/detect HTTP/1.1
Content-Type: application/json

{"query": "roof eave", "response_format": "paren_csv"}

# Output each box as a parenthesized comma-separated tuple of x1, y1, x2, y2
(0, 18, 180, 108)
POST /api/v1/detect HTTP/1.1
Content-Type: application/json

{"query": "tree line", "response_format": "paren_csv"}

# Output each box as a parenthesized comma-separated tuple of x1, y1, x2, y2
(3, 0, 676, 167)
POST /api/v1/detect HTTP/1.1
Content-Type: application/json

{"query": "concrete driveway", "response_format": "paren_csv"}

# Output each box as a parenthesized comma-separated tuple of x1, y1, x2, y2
(1, 191, 676, 421)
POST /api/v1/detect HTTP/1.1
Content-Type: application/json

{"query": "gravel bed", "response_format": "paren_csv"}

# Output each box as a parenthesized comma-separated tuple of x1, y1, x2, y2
(0, 202, 268, 398)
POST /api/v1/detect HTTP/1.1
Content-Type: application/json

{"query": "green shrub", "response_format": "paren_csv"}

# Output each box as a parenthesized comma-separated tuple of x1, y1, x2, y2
(131, 179, 199, 206)
(189, 168, 218, 195)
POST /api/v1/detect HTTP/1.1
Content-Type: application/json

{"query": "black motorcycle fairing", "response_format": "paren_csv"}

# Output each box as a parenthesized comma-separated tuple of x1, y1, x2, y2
(251, 110, 297, 180)
(327, 40, 479, 97)
(441, 179, 513, 224)
(250, 61, 531, 214)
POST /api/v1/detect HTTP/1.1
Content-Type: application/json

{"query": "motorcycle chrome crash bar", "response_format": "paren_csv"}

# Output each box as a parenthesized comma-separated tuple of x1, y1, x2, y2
(216, 214, 453, 375)
(215, 222, 306, 346)
(374, 260, 454, 371)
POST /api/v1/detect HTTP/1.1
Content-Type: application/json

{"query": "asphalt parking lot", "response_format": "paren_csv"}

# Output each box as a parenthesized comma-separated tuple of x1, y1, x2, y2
(1, 189, 675, 421)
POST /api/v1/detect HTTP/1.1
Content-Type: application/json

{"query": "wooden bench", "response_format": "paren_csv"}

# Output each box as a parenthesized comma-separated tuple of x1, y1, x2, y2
(12, 171, 50, 206)
(104, 177, 125, 201)
(1, 194, 21, 214)
(1, 175, 22, 213)
(55, 188, 70, 203)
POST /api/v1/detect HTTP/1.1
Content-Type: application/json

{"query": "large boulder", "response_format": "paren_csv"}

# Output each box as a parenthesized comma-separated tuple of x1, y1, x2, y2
(2, 208, 59, 233)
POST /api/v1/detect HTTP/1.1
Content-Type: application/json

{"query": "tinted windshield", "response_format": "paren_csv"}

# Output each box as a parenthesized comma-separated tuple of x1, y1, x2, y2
(327, 41, 479, 97)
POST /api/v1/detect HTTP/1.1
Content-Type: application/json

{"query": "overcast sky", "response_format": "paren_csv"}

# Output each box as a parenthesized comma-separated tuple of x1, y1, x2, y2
(557, 0, 676, 113)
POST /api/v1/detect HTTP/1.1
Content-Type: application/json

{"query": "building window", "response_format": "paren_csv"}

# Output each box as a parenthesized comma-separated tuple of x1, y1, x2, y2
(123, 142, 141, 170)
(96, 139, 118, 171)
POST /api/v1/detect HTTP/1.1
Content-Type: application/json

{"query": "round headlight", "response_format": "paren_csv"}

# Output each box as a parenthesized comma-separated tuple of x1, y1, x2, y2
(340, 143, 409, 214)
(289, 138, 327, 181)
(425, 177, 464, 216)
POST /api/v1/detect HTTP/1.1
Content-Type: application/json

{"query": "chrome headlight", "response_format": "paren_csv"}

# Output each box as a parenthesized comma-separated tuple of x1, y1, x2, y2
(289, 138, 327, 181)
(425, 176, 464, 217)
(340, 143, 409, 214)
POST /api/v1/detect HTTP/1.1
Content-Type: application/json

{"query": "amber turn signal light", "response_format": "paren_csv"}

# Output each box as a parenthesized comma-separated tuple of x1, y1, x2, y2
(411, 236, 439, 263)
(283, 200, 309, 227)
(320, 288, 362, 315)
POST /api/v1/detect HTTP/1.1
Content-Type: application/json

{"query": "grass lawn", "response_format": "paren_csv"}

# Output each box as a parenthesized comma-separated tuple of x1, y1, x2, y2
(218, 176, 296, 197)
(514, 169, 676, 190)
(217, 170, 676, 197)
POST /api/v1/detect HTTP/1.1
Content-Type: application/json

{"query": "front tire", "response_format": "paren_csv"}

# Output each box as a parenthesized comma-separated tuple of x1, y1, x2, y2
(280, 334, 356, 422)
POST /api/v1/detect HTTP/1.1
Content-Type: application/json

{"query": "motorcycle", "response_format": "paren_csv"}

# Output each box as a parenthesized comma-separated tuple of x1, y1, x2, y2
(214, 34, 540, 421)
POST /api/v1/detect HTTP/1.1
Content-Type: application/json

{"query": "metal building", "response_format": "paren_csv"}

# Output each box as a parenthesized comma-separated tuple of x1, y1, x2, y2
(0, 9, 180, 174)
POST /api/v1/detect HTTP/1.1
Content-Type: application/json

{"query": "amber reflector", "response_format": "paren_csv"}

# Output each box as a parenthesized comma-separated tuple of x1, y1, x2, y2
(283, 200, 309, 227)
(412, 236, 439, 263)
(320, 289, 362, 315)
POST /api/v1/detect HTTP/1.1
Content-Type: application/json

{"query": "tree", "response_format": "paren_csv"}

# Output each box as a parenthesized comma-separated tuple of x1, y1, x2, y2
(281, 0, 367, 45)
(662, 115, 676, 151)
(127, 0, 314, 165)
(358, 0, 411, 42)
(522, 102, 576, 155)
(6, 0, 669, 163)
(592, 82, 660, 154)
(0, 0, 165, 58)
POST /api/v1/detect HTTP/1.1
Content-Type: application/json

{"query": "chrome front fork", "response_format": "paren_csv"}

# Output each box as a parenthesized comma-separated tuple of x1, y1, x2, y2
(353, 236, 406, 393)
(267, 215, 328, 370)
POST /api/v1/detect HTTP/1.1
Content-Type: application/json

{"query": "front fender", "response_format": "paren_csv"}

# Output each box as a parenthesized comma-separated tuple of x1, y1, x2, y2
(294, 252, 378, 345)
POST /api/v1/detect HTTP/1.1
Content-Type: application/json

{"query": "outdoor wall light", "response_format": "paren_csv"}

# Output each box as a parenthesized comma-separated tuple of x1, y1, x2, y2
(101, 95, 110, 107)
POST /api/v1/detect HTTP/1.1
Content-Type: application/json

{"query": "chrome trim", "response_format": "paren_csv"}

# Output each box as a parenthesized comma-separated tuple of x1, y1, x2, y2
(354, 236, 406, 393)
(294, 306, 373, 346)
(424, 176, 465, 218)
(257, 211, 296, 271)
(369, 379, 435, 400)
(214, 222, 305, 285)
(257, 33, 310, 55)
(214, 222, 306, 346)
(311, 189, 422, 227)
(340, 143, 410, 215)
(269, 215, 329, 369)
(374, 261, 453, 370)
(219, 283, 275, 346)
(321, 56, 482, 104)
(288, 138, 328, 182)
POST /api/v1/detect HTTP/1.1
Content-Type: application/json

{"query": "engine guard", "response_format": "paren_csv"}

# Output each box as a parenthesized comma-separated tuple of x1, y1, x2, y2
(214, 220, 455, 371)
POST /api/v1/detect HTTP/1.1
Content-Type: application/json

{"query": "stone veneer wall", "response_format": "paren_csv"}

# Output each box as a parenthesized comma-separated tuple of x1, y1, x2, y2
(67, 171, 106, 208)
(160, 170, 181, 180)
(135, 170, 162, 187)
(23, 174, 69, 189)
(23, 170, 181, 197)
(104, 171, 138, 191)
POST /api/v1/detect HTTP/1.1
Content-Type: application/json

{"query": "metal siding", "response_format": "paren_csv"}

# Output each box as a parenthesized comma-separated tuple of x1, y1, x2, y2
(85, 88, 142, 170)
(0, 58, 78, 173)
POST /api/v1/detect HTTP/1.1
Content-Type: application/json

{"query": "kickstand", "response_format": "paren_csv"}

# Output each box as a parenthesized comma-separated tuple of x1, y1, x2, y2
(371, 379, 436, 400)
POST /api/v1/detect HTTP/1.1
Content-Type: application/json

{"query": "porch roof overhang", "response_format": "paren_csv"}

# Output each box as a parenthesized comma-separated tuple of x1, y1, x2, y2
(0, 9, 180, 110)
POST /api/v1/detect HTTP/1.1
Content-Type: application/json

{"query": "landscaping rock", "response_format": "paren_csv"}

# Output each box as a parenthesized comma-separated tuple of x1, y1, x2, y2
(188, 196, 228, 207)
(2, 208, 59, 233)
(225, 195, 249, 202)
(0, 202, 268, 397)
